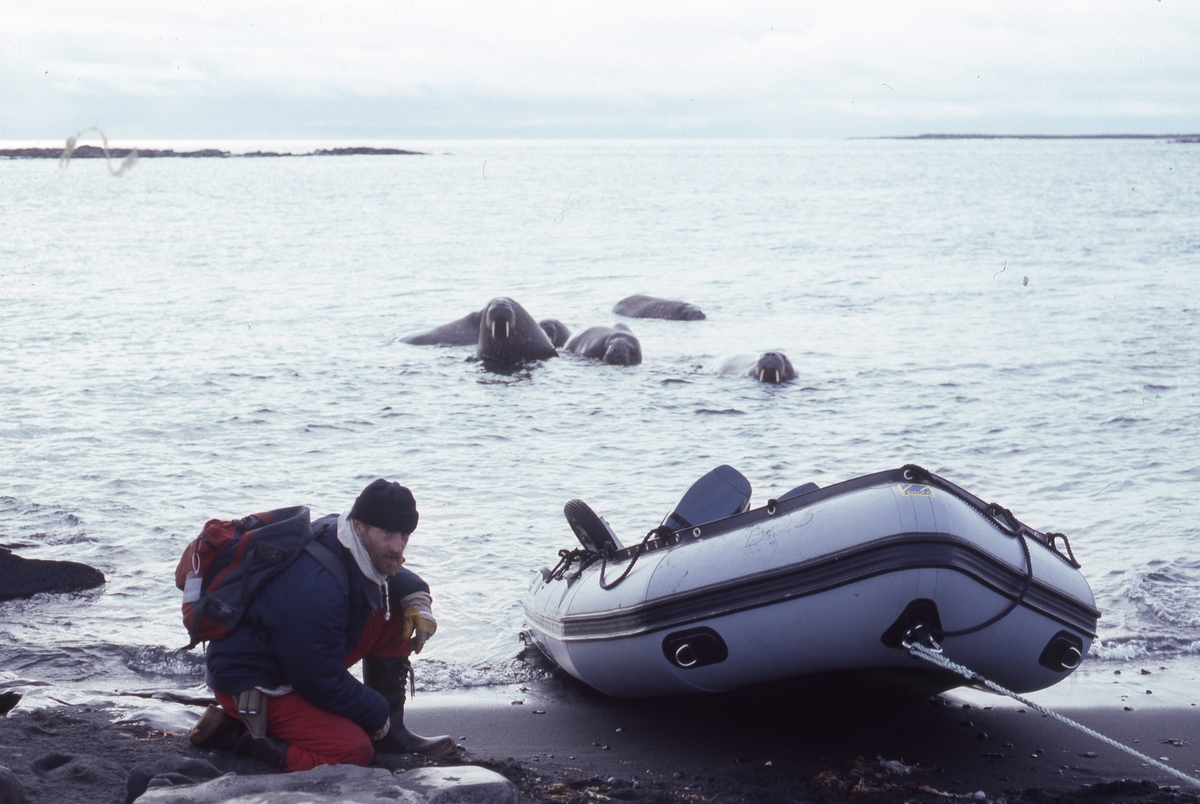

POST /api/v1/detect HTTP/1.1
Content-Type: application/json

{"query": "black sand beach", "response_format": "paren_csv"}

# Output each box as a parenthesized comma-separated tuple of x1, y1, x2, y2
(2, 670, 1198, 804)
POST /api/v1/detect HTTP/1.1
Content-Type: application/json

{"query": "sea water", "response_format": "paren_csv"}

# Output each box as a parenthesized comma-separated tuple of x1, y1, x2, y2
(1, 139, 1198, 713)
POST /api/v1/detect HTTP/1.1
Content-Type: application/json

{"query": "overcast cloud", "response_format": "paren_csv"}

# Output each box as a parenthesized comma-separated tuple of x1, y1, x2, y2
(3, 0, 1199, 140)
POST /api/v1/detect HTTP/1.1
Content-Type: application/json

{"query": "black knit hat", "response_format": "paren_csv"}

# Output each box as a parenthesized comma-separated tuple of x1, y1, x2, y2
(350, 479, 418, 534)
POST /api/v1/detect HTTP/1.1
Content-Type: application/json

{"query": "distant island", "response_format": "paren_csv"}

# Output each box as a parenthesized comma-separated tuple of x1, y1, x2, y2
(0, 145, 426, 159)
(883, 134, 1199, 143)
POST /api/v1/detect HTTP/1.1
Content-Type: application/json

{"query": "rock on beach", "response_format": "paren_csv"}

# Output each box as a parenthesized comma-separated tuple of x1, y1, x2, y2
(0, 548, 105, 602)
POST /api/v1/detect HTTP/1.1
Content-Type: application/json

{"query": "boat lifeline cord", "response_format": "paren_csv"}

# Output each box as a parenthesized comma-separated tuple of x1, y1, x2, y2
(903, 635, 1200, 790)
(597, 528, 669, 590)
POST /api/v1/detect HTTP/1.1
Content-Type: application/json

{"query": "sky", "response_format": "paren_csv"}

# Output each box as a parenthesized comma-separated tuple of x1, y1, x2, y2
(3, 0, 1200, 141)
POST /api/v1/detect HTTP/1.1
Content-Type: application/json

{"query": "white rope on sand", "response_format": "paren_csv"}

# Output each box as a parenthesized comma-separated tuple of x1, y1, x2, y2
(907, 642, 1200, 790)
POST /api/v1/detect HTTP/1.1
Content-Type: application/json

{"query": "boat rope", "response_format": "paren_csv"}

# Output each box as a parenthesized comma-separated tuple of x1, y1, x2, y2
(549, 547, 597, 581)
(598, 527, 670, 590)
(903, 634, 1200, 790)
(900, 463, 1081, 569)
(940, 527, 1033, 638)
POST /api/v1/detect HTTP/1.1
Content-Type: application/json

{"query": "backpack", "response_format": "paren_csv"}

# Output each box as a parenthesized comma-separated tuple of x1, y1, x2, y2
(175, 506, 348, 649)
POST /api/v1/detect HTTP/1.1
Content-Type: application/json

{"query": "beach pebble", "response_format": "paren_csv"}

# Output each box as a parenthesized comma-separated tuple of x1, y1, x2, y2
(1141, 668, 1152, 675)
(511, 700, 524, 705)
(1147, 689, 1153, 694)
(1125, 706, 1134, 711)
(972, 791, 986, 801)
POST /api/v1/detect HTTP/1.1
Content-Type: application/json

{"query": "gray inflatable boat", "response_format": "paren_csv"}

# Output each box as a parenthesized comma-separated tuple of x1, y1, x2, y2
(523, 464, 1099, 698)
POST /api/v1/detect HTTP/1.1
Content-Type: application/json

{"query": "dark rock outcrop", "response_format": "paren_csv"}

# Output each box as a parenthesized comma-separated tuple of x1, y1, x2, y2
(0, 547, 105, 602)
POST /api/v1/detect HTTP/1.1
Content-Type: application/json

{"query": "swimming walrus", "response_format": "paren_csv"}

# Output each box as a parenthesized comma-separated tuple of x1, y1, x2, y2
(538, 319, 572, 348)
(565, 323, 642, 366)
(398, 311, 482, 346)
(476, 297, 558, 363)
(613, 294, 705, 321)
(706, 351, 796, 383)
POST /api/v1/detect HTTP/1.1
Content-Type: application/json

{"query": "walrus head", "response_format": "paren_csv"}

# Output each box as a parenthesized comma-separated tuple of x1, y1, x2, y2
(755, 352, 794, 384)
(603, 334, 642, 366)
(483, 298, 517, 341)
(679, 304, 706, 321)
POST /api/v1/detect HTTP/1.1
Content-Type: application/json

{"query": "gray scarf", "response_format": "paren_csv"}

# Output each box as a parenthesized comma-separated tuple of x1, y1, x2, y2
(337, 512, 391, 619)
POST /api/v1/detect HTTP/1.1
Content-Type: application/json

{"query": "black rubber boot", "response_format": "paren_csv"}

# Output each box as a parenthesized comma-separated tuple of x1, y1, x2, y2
(363, 657, 456, 758)
(235, 733, 292, 770)
(188, 705, 247, 752)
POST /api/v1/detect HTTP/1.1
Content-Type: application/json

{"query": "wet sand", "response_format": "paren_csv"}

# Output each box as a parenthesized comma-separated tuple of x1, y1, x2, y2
(2, 673, 1198, 803)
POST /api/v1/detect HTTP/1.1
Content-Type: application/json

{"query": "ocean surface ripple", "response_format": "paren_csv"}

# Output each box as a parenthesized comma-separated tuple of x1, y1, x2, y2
(2, 139, 1198, 702)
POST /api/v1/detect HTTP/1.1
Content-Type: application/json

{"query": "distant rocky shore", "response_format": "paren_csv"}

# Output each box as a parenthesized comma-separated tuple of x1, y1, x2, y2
(0, 145, 426, 159)
(887, 133, 1200, 143)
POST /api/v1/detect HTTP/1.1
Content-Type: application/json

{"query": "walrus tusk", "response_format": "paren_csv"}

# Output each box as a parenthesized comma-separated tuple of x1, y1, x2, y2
(775, 369, 780, 384)
(503, 321, 509, 338)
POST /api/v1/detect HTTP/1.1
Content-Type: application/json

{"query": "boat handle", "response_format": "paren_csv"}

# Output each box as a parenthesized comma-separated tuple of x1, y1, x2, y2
(692, 528, 701, 539)
(1060, 646, 1082, 670)
(675, 644, 698, 668)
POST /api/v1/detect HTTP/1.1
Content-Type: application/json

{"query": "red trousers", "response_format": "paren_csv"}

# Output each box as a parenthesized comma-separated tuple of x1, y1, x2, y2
(216, 606, 409, 771)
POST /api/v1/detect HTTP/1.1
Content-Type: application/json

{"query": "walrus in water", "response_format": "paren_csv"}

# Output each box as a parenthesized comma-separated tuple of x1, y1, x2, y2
(706, 351, 796, 383)
(566, 323, 642, 365)
(613, 294, 705, 321)
(476, 297, 558, 363)
(538, 319, 572, 348)
(399, 311, 482, 346)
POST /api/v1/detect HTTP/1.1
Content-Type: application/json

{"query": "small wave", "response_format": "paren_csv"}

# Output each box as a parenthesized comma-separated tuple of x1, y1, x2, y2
(410, 648, 556, 693)
(1103, 415, 1149, 426)
(694, 408, 746, 415)
(1090, 635, 1200, 662)
(122, 645, 206, 678)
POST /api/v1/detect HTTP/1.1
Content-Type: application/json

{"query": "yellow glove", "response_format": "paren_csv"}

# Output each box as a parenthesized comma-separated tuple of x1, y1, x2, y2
(370, 716, 391, 741)
(401, 592, 437, 654)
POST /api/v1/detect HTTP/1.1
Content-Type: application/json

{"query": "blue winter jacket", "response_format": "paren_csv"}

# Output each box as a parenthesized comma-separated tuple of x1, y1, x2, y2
(204, 513, 429, 734)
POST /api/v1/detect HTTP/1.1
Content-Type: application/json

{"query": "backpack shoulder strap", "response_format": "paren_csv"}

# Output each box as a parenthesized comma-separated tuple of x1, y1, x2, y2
(304, 540, 350, 597)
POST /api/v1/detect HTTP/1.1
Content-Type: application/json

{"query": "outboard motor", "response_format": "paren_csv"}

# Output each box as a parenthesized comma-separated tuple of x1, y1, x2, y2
(661, 465, 752, 532)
